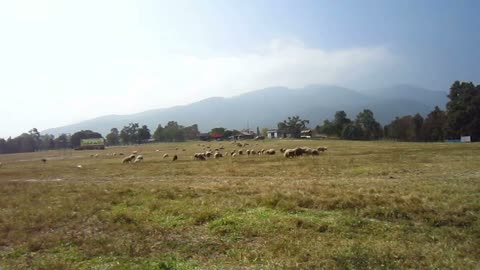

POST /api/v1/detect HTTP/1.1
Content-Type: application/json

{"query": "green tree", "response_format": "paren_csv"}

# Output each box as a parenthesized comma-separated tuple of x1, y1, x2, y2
(163, 121, 185, 142)
(333, 111, 352, 136)
(446, 81, 480, 141)
(28, 128, 41, 151)
(316, 120, 336, 136)
(54, 134, 70, 149)
(153, 124, 165, 142)
(278, 116, 310, 138)
(183, 124, 200, 140)
(341, 124, 364, 140)
(355, 109, 383, 140)
(39, 134, 55, 150)
(120, 123, 139, 144)
(138, 125, 151, 143)
(413, 113, 424, 141)
(384, 116, 415, 141)
(422, 106, 447, 141)
(106, 128, 120, 146)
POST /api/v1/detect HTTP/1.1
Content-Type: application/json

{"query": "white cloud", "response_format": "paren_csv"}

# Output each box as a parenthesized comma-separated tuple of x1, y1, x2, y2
(120, 39, 397, 107)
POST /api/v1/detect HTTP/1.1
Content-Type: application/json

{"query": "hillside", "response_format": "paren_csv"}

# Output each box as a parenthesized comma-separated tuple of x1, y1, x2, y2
(42, 85, 448, 135)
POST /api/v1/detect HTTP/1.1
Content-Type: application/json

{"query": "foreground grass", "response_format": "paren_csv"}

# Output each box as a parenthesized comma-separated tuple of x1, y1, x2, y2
(0, 140, 479, 269)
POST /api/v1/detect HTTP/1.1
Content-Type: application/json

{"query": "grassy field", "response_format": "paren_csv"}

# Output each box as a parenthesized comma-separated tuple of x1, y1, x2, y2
(0, 139, 479, 269)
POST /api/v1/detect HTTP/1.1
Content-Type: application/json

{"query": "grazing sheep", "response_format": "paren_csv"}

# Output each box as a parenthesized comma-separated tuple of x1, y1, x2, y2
(175, 147, 179, 150)
(265, 149, 276, 155)
(251, 150, 256, 155)
(90, 154, 94, 158)
(119, 153, 124, 156)
(232, 153, 237, 157)
(134, 155, 144, 163)
(155, 149, 160, 152)
(230, 150, 236, 156)
(246, 149, 251, 155)
(122, 154, 136, 163)
(284, 149, 296, 158)
(280, 148, 286, 153)
(163, 153, 169, 158)
(311, 149, 320, 156)
(76, 164, 83, 168)
(238, 150, 243, 155)
(94, 154, 99, 158)
(205, 151, 212, 158)
(172, 155, 178, 161)
(113, 152, 117, 156)
(182, 149, 186, 152)
(219, 146, 224, 150)
(194, 153, 206, 160)
(214, 152, 223, 158)
(132, 151, 138, 154)
(224, 152, 228, 157)
(293, 147, 304, 156)
(317, 146, 328, 152)
(41, 158, 47, 163)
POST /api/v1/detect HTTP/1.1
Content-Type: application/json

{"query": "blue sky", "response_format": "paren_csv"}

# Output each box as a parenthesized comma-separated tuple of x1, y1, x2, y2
(0, 0, 478, 138)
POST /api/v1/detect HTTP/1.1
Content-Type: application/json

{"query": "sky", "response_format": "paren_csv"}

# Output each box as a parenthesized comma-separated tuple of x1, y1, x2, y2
(0, 0, 479, 138)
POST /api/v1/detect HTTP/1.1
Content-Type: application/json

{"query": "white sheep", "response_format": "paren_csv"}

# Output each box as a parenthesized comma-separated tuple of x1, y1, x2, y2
(134, 155, 144, 163)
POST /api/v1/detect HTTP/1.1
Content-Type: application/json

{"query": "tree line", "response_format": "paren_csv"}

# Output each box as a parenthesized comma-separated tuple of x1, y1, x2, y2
(0, 80, 478, 154)
(315, 81, 479, 142)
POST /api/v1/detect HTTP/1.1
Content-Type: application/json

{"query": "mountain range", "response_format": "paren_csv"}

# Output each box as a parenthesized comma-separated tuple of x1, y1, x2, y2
(42, 85, 448, 136)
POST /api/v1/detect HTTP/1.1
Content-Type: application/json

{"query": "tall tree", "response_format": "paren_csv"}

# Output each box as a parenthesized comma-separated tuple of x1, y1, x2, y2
(355, 109, 383, 140)
(120, 123, 139, 144)
(316, 120, 336, 136)
(106, 128, 120, 146)
(28, 128, 41, 151)
(412, 113, 424, 141)
(183, 124, 200, 140)
(153, 124, 165, 142)
(341, 124, 364, 140)
(384, 115, 415, 141)
(138, 125, 151, 143)
(333, 111, 352, 136)
(278, 116, 309, 138)
(422, 106, 447, 142)
(54, 134, 70, 149)
(446, 81, 480, 141)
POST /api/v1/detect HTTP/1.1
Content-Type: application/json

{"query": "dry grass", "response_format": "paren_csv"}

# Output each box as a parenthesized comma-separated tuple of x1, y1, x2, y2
(0, 140, 479, 269)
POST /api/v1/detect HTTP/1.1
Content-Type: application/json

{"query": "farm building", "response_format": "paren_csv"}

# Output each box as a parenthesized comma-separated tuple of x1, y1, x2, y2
(267, 129, 292, 139)
(301, 129, 313, 138)
(76, 138, 105, 150)
(231, 130, 256, 140)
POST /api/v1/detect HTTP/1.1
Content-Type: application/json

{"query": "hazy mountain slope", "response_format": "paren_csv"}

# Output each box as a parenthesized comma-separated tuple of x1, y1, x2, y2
(42, 85, 447, 136)
(362, 84, 448, 108)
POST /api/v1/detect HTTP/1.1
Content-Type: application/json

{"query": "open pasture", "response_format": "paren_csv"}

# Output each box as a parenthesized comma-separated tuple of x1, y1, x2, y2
(0, 140, 479, 269)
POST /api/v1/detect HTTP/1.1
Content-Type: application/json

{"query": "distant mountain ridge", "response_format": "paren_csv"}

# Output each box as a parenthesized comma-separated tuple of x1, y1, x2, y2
(42, 85, 448, 136)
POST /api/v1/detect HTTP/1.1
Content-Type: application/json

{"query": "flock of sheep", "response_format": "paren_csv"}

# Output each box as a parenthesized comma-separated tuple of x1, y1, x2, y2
(0, 143, 328, 169)
(118, 142, 328, 164)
